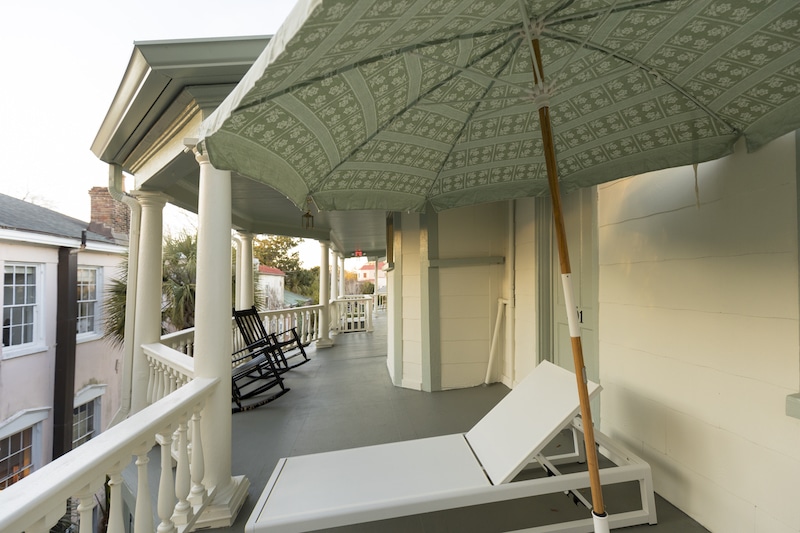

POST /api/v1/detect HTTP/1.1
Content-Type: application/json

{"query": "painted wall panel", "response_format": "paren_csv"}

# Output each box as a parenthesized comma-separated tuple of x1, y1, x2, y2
(513, 197, 538, 382)
(436, 204, 506, 388)
(598, 132, 800, 533)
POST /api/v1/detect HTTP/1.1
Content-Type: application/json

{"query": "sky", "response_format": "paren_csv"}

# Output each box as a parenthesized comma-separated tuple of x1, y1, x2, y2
(0, 0, 330, 267)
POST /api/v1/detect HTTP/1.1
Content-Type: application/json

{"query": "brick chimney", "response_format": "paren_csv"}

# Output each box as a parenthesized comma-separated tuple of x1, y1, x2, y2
(89, 186, 130, 240)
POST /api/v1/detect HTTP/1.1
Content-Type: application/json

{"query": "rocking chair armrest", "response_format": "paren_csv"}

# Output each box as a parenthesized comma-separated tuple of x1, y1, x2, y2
(232, 340, 274, 364)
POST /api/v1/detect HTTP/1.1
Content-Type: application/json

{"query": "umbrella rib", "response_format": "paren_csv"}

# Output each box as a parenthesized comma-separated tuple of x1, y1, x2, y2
(233, 26, 523, 114)
(545, 28, 741, 135)
(406, 51, 535, 97)
(546, 0, 674, 25)
(422, 38, 526, 201)
(308, 33, 522, 196)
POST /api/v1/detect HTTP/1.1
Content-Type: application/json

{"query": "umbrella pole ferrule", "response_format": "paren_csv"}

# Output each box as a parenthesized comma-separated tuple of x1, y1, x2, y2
(592, 511, 611, 533)
(561, 273, 581, 337)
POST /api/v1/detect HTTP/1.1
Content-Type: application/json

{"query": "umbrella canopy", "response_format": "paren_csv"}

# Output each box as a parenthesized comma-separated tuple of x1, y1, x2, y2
(200, 0, 800, 214)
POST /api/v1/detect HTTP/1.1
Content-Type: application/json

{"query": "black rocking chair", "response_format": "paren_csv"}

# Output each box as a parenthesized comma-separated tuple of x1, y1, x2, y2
(233, 306, 310, 373)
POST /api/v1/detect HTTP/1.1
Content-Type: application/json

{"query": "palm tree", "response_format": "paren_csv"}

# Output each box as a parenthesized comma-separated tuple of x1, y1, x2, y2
(103, 232, 198, 343)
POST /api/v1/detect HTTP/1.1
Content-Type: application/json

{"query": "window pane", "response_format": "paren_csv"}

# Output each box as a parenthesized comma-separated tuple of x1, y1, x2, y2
(22, 428, 31, 448)
(26, 286, 35, 303)
(3, 286, 11, 303)
(14, 272, 25, 285)
(23, 306, 33, 324)
(25, 267, 35, 283)
(23, 324, 32, 344)
(11, 325, 21, 345)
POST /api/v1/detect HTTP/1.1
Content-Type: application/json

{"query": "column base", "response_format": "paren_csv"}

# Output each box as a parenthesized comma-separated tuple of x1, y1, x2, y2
(194, 475, 250, 529)
(316, 338, 335, 348)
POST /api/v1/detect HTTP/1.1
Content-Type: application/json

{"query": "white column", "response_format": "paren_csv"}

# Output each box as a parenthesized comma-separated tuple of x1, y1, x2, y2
(236, 232, 254, 310)
(130, 191, 168, 413)
(331, 252, 340, 300)
(192, 149, 249, 527)
(374, 260, 379, 293)
(339, 256, 346, 296)
(317, 241, 333, 347)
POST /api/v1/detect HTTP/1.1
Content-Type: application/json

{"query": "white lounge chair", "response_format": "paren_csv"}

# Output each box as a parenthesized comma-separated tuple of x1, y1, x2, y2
(245, 361, 657, 533)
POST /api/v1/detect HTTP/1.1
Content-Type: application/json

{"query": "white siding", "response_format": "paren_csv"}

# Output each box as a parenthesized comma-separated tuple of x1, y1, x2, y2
(401, 215, 423, 389)
(598, 133, 800, 533)
(438, 203, 506, 389)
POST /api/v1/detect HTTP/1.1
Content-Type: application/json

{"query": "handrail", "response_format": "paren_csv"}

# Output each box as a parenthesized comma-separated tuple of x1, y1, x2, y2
(0, 377, 219, 533)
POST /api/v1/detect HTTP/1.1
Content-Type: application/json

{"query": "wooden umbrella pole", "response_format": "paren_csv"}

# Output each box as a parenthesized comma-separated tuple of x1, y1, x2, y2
(531, 38, 607, 522)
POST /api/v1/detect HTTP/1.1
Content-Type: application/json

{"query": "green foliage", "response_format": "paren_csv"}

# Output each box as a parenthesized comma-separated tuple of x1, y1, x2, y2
(253, 236, 300, 273)
(161, 232, 197, 331)
(103, 254, 128, 348)
(103, 232, 321, 344)
(103, 231, 200, 343)
(360, 281, 374, 295)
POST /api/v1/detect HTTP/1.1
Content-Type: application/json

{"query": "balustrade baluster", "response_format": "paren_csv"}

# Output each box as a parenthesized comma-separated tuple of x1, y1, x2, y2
(77, 488, 96, 533)
(156, 430, 177, 533)
(157, 363, 167, 401)
(172, 419, 192, 525)
(188, 408, 206, 505)
(147, 358, 156, 404)
(107, 469, 125, 533)
(134, 443, 154, 533)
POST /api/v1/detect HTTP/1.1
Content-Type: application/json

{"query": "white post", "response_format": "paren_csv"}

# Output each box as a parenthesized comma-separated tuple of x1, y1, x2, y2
(191, 148, 249, 527)
(331, 252, 340, 300)
(339, 255, 346, 296)
(236, 232, 254, 310)
(317, 241, 333, 347)
(130, 191, 168, 413)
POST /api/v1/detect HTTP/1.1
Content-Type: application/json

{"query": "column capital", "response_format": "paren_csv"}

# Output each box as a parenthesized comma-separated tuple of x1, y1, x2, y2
(235, 231, 254, 243)
(131, 190, 171, 209)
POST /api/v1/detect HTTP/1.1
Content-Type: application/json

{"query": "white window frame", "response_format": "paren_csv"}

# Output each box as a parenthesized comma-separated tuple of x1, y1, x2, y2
(72, 384, 105, 449)
(0, 408, 48, 489)
(76, 266, 103, 342)
(2, 263, 45, 359)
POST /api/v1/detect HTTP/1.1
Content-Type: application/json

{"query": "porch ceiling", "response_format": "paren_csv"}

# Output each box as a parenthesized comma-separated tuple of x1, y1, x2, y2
(92, 36, 388, 258)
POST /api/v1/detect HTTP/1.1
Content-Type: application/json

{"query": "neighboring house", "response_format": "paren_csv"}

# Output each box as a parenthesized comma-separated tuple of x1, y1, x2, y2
(356, 261, 386, 290)
(0, 188, 127, 489)
(256, 264, 285, 311)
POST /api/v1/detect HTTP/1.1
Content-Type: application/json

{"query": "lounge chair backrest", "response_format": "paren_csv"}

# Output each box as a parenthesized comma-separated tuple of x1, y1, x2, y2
(465, 361, 600, 485)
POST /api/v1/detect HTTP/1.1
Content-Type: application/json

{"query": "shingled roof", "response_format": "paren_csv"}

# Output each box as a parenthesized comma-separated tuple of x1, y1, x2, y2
(0, 192, 119, 245)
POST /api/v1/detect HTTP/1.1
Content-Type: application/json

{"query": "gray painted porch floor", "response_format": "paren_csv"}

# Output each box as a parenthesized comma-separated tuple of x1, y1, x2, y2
(215, 312, 708, 533)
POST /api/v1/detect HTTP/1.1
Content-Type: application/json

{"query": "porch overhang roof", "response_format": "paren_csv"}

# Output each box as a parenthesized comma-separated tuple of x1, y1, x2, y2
(91, 36, 387, 258)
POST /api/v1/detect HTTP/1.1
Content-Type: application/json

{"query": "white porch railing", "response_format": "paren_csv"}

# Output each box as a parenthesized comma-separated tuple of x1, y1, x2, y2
(0, 302, 329, 533)
(0, 377, 218, 533)
(231, 304, 323, 354)
(150, 305, 323, 402)
(331, 296, 373, 333)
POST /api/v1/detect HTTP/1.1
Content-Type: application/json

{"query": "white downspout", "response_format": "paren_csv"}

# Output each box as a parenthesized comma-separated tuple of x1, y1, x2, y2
(107, 164, 141, 426)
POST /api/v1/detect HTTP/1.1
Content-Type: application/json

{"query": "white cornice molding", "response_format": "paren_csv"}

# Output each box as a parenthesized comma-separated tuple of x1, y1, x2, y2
(0, 228, 127, 254)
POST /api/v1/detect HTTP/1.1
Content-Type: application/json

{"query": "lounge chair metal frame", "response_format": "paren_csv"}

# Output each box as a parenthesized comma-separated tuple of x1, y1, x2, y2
(245, 361, 657, 532)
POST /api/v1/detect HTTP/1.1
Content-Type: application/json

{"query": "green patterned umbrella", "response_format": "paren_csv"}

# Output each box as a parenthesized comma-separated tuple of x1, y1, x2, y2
(201, 0, 800, 214)
(200, 1, 800, 529)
